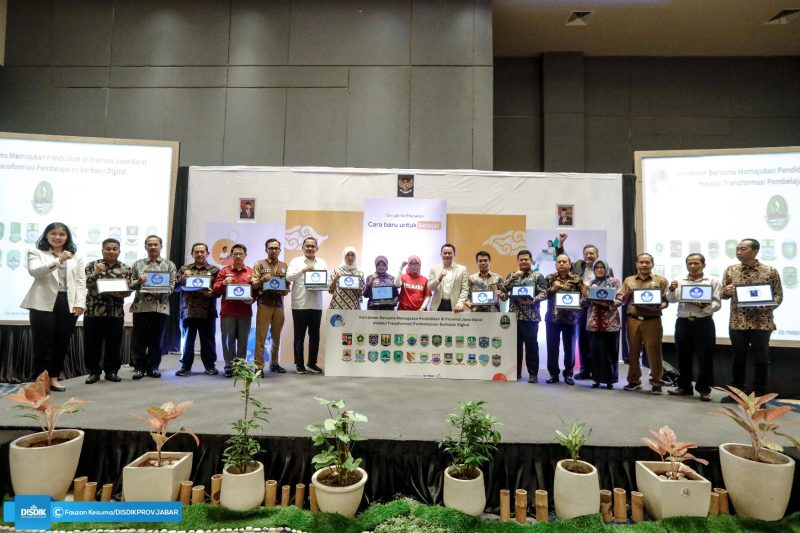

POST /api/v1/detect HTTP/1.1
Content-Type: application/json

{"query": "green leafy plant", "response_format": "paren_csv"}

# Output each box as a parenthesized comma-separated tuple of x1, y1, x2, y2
(439, 400, 502, 480)
(555, 420, 591, 470)
(6, 370, 89, 445)
(306, 397, 368, 487)
(223, 358, 271, 474)
(714, 385, 800, 462)
(642, 425, 708, 480)
(130, 401, 199, 467)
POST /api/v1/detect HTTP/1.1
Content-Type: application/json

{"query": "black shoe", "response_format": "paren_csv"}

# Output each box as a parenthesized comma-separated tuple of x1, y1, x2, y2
(720, 396, 737, 404)
(307, 364, 323, 374)
(528, 375, 538, 383)
(270, 364, 286, 374)
(700, 393, 712, 402)
(224, 369, 234, 378)
(175, 369, 191, 377)
(651, 386, 663, 395)
(574, 372, 591, 380)
(132, 370, 145, 380)
(623, 383, 642, 391)
(50, 383, 66, 392)
(85, 374, 100, 385)
(592, 382, 600, 389)
(146, 370, 161, 378)
(204, 368, 219, 376)
(564, 376, 575, 386)
(296, 365, 308, 374)
(255, 369, 265, 378)
(667, 387, 693, 396)
(546, 377, 559, 384)
(105, 373, 121, 382)
(606, 383, 614, 390)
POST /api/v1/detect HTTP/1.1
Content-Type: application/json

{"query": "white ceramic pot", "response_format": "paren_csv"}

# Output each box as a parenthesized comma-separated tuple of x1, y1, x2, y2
(10, 429, 84, 500)
(443, 466, 486, 516)
(311, 466, 368, 517)
(635, 460, 711, 520)
(719, 442, 795, 521)
(554, 459, 600, 520)
(123, 451, 193, 502)
(221, 461, 265, 511)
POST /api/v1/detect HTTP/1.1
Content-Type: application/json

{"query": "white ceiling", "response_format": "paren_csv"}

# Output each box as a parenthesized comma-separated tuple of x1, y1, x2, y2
(493, 0, 800, 57)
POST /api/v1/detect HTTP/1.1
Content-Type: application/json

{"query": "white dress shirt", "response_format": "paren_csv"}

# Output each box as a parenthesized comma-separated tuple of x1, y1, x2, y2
(665, 275, 722, 318)
(286, 255, 329, 310)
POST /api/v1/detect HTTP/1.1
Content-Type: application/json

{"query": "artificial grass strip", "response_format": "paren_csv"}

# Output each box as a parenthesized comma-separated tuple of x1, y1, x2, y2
(358, 498, 414, 529)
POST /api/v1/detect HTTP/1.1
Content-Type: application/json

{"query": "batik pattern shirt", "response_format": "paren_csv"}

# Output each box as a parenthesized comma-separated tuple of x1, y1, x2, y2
(467, 271, 503, 312)
(501, 270, 547, 322)
(84, 260, 131, 318)
(545, 272, 584, 324)
(722, 260, 783, 331)
(176, 262, 220, 319)
(130, 257, 177, 315)
(329, 267, 365, 310)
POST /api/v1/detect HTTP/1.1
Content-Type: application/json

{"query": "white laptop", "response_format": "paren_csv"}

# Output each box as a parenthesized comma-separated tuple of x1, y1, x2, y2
(263, 277, 287, 291)
(735, 284, 777, 307)
(184, 275, 212, 291)
(632, 288, 660, 306)
(588, 286, 616, 301)
(679, 284, 713, 304)
(339, 274, 361, 289)
(470, 290, 497, 306)
(226, 284, 252, 301)
(304, 270, 328, 290)
(554, 291, 582, 310)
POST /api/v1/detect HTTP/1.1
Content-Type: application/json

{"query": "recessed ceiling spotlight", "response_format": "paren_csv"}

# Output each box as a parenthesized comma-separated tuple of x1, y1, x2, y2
(566, 11, 594, 26)
(765, 9, 800, 25)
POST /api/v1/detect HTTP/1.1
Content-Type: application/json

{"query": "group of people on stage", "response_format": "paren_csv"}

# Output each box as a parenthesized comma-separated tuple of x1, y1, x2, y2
(22, 222, 783, 403)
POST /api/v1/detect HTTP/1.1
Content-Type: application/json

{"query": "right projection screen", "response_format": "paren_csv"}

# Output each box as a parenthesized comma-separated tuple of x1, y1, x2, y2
(636, 147, 800, 346)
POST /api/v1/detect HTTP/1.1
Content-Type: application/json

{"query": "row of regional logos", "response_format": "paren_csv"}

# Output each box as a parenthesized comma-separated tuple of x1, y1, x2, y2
(342, 332, 504, 349)
(341, 348, 503, 367)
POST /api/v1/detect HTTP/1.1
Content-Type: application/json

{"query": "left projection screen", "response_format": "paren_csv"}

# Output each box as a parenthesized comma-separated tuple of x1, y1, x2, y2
(0, 133, 178, 324)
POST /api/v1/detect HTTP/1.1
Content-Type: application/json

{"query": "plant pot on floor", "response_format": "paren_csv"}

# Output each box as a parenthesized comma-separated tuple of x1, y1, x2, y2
(443, 466, 486, 516)
(311, 466, 368, 517)
(554, 459, 600, 520)
(10, 429, 84, 500)
(719, 442, 796, 521)
(635, 460, 711, 520)
(220, 461, 265, 511)
(123, 451, 193, 502)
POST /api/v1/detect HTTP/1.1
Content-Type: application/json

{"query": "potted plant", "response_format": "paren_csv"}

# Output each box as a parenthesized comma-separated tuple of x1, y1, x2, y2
(221, 358, 270, 511)
(6, 371, 89, 500)
(306, 397, 369, 517)
(439, 400, 502, 516)
(636, 425, 711, 519)
(123, 400, 199, 502)
(714, 385, 800, 521)
(553, 420, 599, 520)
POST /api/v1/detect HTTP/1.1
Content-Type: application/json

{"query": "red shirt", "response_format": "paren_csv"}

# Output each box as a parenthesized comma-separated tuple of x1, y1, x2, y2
(213, 265, 254, 317)
(398, 273, 430, 311)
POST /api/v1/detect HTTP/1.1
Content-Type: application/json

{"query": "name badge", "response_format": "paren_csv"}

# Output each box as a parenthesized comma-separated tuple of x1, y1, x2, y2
(226, 284, 252, 300)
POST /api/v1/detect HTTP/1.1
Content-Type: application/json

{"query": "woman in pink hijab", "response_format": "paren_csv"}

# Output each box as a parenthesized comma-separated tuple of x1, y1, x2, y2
(393, 255, 431, 311)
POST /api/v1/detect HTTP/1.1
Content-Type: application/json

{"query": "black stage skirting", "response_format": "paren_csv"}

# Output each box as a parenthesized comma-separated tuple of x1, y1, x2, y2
(2, 427, 798, 515)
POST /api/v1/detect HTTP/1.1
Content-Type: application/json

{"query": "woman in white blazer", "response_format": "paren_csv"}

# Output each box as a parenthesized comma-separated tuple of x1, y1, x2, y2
(21, 222, 86, 391)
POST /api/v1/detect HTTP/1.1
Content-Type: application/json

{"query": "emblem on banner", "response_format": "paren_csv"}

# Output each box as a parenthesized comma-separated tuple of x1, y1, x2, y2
(467, 336, 477, 348)
(407, 334, 417, 346)
(420, 334, 429, 346)
(368, 350, 379, 362)
(342, 333, 352, 346)
(432, 335, 442, 347)
(432, 353, 441, 365)
(406, 351, 416, 363)
(394, 334, 404, 346)
(342, 349, 352, 362)
(393, 350, 403, 363)
(443, 353, 454, 365)
(492, 337, 502, 349)
(444, 336, 453, 347)
(369, 334, 379, 346)
(479, 336, 490, 348)
(467, 353, 477, 366)
(380, 350, 391, 363)
(479, 354, 490, 366)
(355, 350, 365, 363)
(381, 334, 391, 347)
(356, 334, 365, 345)
(491, 354, 501, 367)
(455, 336, 464, 348)
(499, 315, 511, 329)
(455, 353, 464, 364)
(419, 352, 429, 363)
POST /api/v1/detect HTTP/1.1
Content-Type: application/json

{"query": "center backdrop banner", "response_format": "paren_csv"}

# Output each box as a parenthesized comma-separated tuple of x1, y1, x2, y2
(324, 310, 517, 380)
(186, 167, 624, 369)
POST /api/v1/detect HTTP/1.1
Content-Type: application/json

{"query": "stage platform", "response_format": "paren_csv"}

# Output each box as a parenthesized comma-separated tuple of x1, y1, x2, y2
(2, 353, 799, 514)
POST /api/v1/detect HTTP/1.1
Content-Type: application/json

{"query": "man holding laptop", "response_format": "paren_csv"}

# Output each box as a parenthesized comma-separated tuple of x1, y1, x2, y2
(174, 243, 220, 378)
(665, 253, 721, 401)
(428, 243, 469, 312)
(129, 234, 177, 380)
(286, 236, 328, 374)
(615, 253, 669, 394)
(466, 251, 504, 312)
(545, 254, 584, 385)
(252, 238, 290, 376)
(721, 239, 783, 401)
(212, 243, 254, 377)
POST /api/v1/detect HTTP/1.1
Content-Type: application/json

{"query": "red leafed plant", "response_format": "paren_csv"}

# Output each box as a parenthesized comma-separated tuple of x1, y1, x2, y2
(642, 425, 709, 480)
(131, 401, 200, 467)
(5, 371, 89, 445)
(714, 385, 800, 462)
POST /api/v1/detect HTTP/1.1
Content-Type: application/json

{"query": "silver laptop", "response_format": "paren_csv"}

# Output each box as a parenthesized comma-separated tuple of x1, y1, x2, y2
(370, 285, 395, 305)
(735, 284, 776, 307)
(588, 286, 616, 301)
(304, 270, 328, 290)
(554, 291, 581, 310)
(679, 284, 713, 304)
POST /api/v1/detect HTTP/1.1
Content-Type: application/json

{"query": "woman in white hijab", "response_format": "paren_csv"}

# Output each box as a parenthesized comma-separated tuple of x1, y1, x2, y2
(329, 246, 365, 310)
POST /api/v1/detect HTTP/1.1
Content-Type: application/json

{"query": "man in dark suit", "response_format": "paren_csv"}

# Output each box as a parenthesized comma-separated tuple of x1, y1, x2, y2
(240, 201, 254, 219)
(558, 207, 573, 226)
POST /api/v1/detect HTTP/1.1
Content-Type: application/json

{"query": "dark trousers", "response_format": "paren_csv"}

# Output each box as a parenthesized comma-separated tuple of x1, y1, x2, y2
(293, 309, 322, 367)
(437, 299, 452, 311)
(132, 312, 168, 372)
(546, 320, 575, 378)
(729, 329, 772, 395)
(590, 331, 619, 385)
(576, 310, 591, 376)
(675, 316, 716, 394)
(181, 317, 218, 371)
(516, 320, 539, 378)
(29, 292, 78, 378)
(83, 316, 124, 376)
